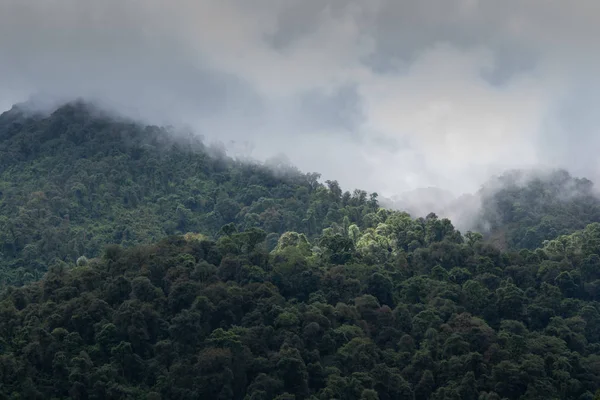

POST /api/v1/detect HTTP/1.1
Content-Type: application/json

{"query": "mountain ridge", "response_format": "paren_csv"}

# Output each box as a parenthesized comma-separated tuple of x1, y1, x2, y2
(2, 101, 600, 398)
(2, 102, 600, 283)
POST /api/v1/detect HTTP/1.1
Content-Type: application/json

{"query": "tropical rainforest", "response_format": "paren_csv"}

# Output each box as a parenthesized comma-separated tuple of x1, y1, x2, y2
(2, 102, 600, 399)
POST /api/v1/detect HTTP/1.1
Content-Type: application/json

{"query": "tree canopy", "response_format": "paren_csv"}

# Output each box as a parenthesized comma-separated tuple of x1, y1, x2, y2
(2, 102, 600, 399)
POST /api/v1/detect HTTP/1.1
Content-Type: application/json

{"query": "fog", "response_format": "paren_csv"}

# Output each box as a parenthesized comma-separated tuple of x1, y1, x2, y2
(1, 0, 599, 202)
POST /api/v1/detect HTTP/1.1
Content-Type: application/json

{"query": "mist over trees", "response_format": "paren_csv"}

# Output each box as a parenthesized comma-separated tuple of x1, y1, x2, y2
(476, 170, 600, 250)
(2, 103, 600, 399)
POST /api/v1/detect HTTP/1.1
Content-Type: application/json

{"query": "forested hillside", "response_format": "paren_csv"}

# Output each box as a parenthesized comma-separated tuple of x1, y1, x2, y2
(476, 170, 600, 250)
(384, 171, 600, 252)
(3, 210, 600, 399)
(3, 102, 600, 399)
(2, 102, 599, 286)
(0, 102, 378, 285)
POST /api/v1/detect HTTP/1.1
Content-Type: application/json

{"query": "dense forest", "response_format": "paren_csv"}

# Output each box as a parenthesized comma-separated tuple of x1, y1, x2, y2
(2, 102, 600, 399)
(0, 102, 378, 285)
(476, 170, 600, 251)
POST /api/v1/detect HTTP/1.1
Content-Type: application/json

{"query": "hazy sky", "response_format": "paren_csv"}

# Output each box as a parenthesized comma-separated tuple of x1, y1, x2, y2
(1, 0, 599, 196)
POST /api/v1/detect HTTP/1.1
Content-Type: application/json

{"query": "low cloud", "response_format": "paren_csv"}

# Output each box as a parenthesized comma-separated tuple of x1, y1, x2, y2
(1, 0, 599, 200)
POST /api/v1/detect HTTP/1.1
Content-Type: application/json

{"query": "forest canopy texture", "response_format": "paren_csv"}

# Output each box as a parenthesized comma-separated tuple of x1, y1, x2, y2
(2, 103, 600, 400)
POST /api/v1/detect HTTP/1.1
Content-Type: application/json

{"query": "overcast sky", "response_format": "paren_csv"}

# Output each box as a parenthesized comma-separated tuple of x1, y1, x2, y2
(1, 0, 599, 196)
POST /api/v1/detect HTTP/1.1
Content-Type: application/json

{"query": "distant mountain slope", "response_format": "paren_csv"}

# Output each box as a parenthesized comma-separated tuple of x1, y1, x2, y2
(385, 170, 600, 251)
(0, 102, 379, 284)
(2, 101, 600, 286)
(475, 169, 600, 250)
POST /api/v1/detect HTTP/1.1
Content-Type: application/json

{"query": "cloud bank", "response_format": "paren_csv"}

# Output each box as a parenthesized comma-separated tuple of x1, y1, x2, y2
(1, 0, 599, 198)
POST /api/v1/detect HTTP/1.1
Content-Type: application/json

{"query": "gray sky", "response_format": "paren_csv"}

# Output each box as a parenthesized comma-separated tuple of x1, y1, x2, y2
(1, 0, 599, 196)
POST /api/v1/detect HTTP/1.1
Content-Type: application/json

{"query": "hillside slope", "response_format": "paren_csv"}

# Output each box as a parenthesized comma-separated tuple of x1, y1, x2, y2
(2, 102, 600, 398)
(383, 170, 600, 252)
(475, 170, 600, 250)
(2, 209, 600, 399)
(0, 102, 379, 284)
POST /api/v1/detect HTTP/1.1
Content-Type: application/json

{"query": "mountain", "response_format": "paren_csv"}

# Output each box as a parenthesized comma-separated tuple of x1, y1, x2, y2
(3, 191, 600, 398)
(0, 101, 378, 285)
(2, 102, 600, 399)
(386, 171, 600, 252)
(475, 169, 600, 250)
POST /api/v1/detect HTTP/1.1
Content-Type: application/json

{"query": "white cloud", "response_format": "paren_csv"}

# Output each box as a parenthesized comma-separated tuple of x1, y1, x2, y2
(1, 0, 599, 198)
